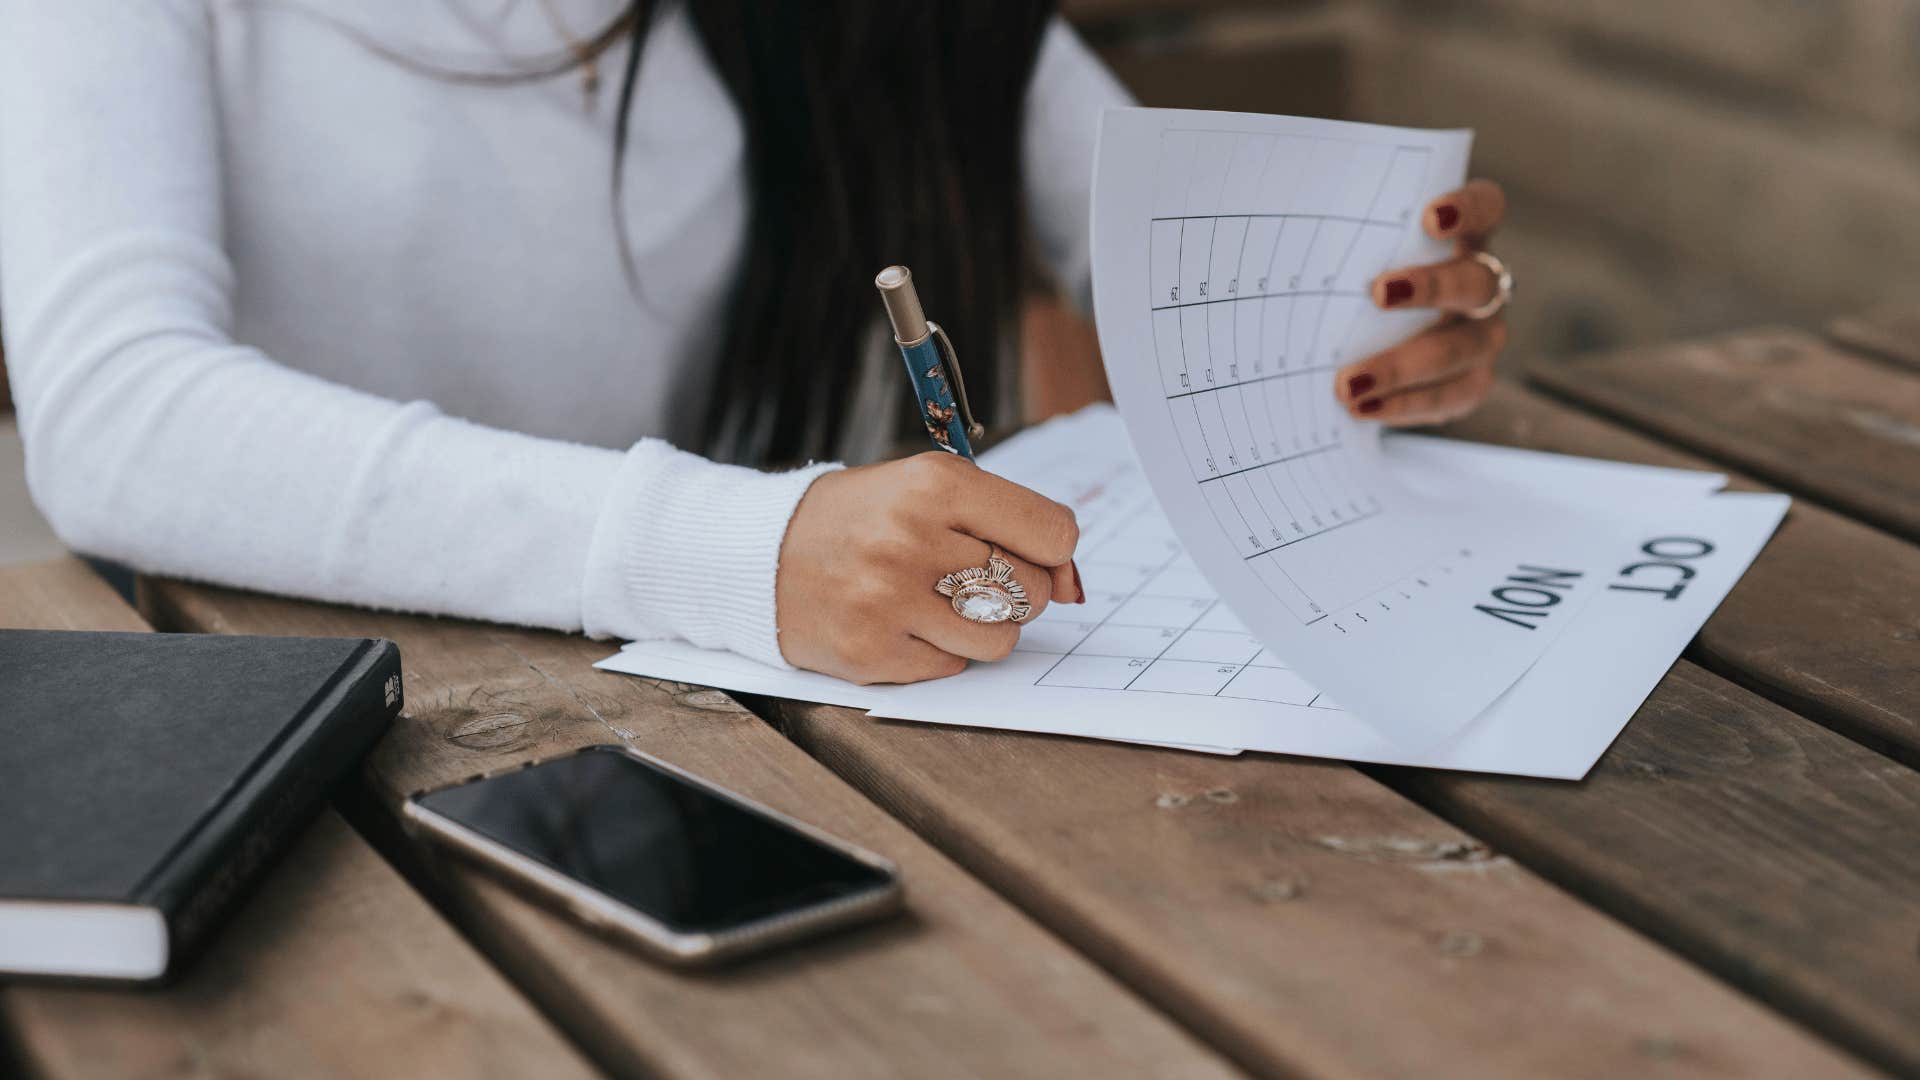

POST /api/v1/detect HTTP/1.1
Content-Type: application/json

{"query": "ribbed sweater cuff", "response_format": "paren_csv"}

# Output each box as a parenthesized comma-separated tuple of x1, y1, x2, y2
(581, 440, 842, 668)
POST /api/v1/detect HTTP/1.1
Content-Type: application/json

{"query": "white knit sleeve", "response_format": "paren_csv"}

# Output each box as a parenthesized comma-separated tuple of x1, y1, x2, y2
(0, 0, 827, 666)
(583, 446, 840, 666)
(1022, 18, 1136, 313)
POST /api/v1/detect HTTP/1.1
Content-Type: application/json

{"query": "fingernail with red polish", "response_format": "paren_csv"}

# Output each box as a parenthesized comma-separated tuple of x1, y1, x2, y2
(1347, 372, 1376, 398)
(1358, 398, 1383, 416)
(1068, 560, 1087, 603)
(1434, 203, 1461, 232)
(1382, 278, 1414, 306)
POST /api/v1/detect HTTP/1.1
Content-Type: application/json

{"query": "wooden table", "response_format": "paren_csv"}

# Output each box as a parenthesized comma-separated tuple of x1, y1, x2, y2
(4, 312, 1917, 1079)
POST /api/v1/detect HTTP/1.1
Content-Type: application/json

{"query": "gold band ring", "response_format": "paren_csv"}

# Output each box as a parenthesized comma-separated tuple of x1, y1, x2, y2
(1463, 250, 1513, 321)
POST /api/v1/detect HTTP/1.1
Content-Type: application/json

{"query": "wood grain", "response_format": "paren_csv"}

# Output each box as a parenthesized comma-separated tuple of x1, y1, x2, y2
(1439, 380, 1920, 767)
(1829, 305, 1920, 372)
(1529, 326, 1920, 542)
(0, 560, 596, 1080)
(1390, 663, 1920, 1078)
(141, 580, 1236, 1080)
(765, 699, 1866, 1079)
(0, 558, 137, 632)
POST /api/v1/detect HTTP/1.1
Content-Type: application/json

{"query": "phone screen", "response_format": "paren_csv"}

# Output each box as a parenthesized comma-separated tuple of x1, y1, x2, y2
(417, 747, 893, 934)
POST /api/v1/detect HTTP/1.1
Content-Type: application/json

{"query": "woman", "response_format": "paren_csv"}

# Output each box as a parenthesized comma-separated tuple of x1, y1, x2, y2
(0, 1, 1509, 685)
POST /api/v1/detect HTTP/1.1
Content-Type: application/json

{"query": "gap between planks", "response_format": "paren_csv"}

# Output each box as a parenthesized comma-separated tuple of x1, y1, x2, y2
(1527, 326, 1920, 545)
(753, 693, 1873, 1080)
(1827, 307, 1920, 373)
(1420, 377, 1920, 1073)
(755, 373, 1920, 1074)
(140, 577, 1240, 1080)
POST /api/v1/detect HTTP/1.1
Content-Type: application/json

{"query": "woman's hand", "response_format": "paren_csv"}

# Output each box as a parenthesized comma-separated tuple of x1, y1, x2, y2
(776, 452, 1084, 684)
(1335, 179, 1510, 426)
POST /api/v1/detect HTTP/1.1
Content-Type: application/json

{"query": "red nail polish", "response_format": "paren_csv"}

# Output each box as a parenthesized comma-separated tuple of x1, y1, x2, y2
(1068, 559, 1087, 603)
(1358, 398, 1383, 415)
(1382, 279, 1414, 306)
(1347, 372, 1376, 398)
(1434, 204, 1461, 232)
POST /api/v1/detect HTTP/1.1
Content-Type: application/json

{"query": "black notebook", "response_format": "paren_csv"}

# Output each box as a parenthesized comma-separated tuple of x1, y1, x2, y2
(0, 629, 401, 983)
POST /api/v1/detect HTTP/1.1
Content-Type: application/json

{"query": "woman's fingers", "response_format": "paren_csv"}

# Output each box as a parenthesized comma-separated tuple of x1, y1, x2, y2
(1044, 560, 1083, 607)
(863, 637, 968, 685)
(1364, 361, 1496, 427)
(912, 452, 1081, 567)
(913, 534, 1052, 662)
(777, 453, 1089, 685)
(1372, 254, 1501, 315)
(1424, 178, 1506, 243)
(1356, 180, 1509, 430)
(1376, 179, 1506, 312)
(1335, 317, 1506, 422)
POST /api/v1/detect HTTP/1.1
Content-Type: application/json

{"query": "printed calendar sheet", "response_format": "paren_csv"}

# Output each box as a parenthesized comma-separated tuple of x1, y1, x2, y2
(1088, 108, 1636, 740)
(600, 405, 1786, 779)
(867, 407, 1784, 776)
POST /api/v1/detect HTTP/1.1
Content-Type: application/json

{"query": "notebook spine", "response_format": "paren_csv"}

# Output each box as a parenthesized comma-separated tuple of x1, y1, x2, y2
(150, 640, 403, 981)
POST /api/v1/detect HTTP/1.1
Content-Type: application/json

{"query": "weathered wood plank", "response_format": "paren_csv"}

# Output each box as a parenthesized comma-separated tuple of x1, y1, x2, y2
(764, 699, 1867, 1078)
(1387, 662, 1920, 1078)
(1529, 326, 1920, 542)
(141, 580, 1237, 1080)
(1438, 380, 1920, 767)
(1829, 305, 1920, 372)
(6, 813, 599, 1080)
(0, 560, 597, 1080)
(0, 558, 135, 632)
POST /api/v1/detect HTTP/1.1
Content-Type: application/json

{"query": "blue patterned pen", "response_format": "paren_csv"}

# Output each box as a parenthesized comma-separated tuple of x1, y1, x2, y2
(875, 265, 984, 460)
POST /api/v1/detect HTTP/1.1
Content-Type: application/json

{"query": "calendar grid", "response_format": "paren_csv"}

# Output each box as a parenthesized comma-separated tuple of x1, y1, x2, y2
(1015, 492, 1338, 709)
(1149, 213, 1405, 227)
(1196, 439, 1339, 483)
(1164, 361, 1344, 400)
(1148, 129, 1437, 623)
(1237, 506, 1381, 560)
(1151, 288, 1368, 313)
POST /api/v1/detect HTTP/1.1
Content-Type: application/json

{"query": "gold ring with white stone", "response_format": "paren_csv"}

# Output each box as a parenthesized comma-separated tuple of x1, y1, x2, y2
(1463, 250, 1513, 320)
(935, 550, 1032, 624)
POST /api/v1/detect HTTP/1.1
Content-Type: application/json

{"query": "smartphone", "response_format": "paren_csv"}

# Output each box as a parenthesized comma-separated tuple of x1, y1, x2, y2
(401, 745, 902, 966)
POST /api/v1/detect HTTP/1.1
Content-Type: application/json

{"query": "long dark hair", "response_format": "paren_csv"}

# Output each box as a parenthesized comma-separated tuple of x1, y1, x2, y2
(289, 0, 1056, 465)
(661, 2, 1055, 464)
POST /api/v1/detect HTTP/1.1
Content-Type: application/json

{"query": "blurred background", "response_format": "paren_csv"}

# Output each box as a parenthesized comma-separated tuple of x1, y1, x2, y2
(1072, 0, 1919, 361)
(4, 0, 1917, 563)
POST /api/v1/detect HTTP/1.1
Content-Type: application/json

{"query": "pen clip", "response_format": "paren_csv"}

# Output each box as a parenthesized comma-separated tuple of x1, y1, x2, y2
(927, 321, 985, 442)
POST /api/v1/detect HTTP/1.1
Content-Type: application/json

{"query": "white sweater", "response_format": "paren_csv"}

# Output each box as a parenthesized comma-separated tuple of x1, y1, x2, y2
(0, 1, 1126, 666)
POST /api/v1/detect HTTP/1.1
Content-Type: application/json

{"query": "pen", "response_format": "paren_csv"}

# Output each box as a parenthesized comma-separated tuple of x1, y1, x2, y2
(875, 264, 984, 460)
